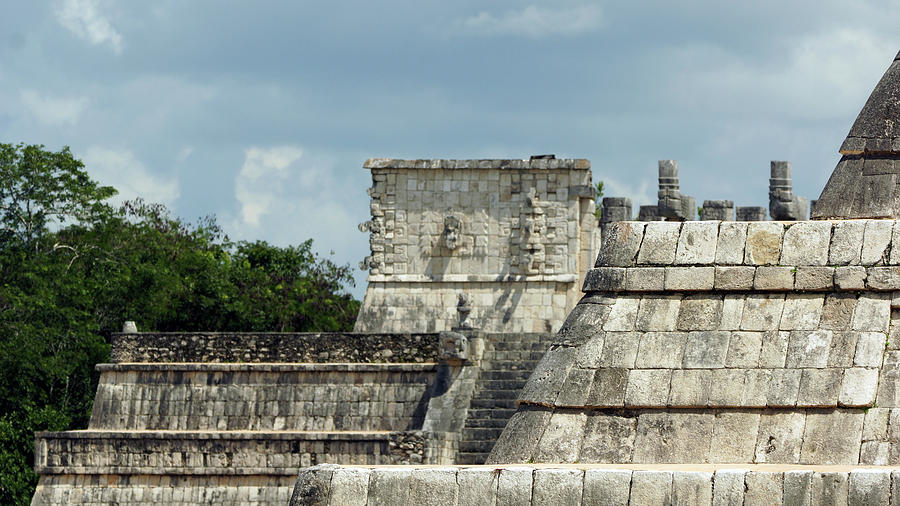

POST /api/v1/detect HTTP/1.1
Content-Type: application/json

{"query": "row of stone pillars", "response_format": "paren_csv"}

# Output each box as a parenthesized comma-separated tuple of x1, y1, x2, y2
(600, 160, 810, 224)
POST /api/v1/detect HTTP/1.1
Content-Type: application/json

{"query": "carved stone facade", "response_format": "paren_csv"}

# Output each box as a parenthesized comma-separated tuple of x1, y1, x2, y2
(354, 158, 599, 333)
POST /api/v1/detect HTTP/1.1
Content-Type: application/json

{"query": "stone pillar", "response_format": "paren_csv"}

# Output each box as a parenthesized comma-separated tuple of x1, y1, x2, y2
(600, 197, 632, 223)
(736, 206, 767, 221)
(769, 161, 808, 220)
(656, 160, 695, 221)
(701, 200, 734, 221)
(637, 205, 662, 221)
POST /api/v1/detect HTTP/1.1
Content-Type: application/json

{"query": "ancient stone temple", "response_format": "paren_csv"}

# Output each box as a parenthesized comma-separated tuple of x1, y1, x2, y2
(292, 50, 900, 505)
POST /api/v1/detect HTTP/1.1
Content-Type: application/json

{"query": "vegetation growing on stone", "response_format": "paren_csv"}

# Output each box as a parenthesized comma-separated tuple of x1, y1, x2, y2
(0, 143, 359, 505)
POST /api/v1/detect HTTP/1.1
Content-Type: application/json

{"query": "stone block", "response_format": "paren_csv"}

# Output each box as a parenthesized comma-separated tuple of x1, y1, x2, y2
(863, 408, 890, 440)
(599, 332, 639, 368)
(852, 294, 890, 331)
(485, 408, 551, 464)
(860, 441, 890, 465)
(793, 266, 834, 290)
(677, 295, 723, 330)
(744, 222, 784, 265)
(754, 266, 795, 290)
(706, 369, 745, 405)
(786, 330, 832, 368)
(635, 295, 680, 331)
(781, 221, 831, 265)
(768, 369, 802, 406)
(624, 369, 671, 407)
(780, 294, 825, 330)
(580, 413, 636, 462)
(496, 467, 533, 506)
(532, 469, 584, 504)
(876, 351, 900, 407)
(583, 469, 631, 506)
(716, 222, 748, 264)
(849, 470, 891, 505)
(366, 468, 411, 506)
(625, 267, 665, 291)
(629, 471, 673, 505)
(709, 412, 760, 462)
(573, 332, 605, 369)
(759, 330, 789, 367)
(596, 222, 645, 267)
(829, 331, 861, 367)
(839, 368, 879, 406)
(635, 332, 687, 368)
(720, 295, 745, 330)
(830, 220, 865, 265)
(675, 222, 718, 264)
(633, 413, 713, 463)
(712, 470, 746, 506)
(582, 267, 626, 292)
(555, 368, 594, 406)
(457, 468, 499, 506)
(587, 368, 628, 407)
(741, 294, 785, 331)
(869, 266, 900, 290)
(797, 368, 841, 406)
(517, 346, 575, 405)
(636, 222, 680, 265)
(741, 369, 771, 406)
(855, 331, 886, 367)
(801, 410, 864, 465)
(726, 332, 763, 367)
(408, 468, 459, 506)
(533, 412, 587, 462)
(810, 473, 849, 505)
(683, 331, 729, 368)
(744, 472, 783, 506)
(669, 369, 711, 406)
(755, 412, 805, 463)
(862, 220, 894, 265)
(329, 468, 370, 506)
(665, 266, 715, 291)
(715, 266, 755, 290)
(835, 266, 867, 290)
(603, 296, 640, 331)
(783, 471, 813, 506)
(672, 472, 713, 504)
(821, 294, 858, 331)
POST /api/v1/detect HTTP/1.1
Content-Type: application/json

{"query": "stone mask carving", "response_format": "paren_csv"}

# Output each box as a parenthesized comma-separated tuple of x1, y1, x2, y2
(443, 215, 461, 250)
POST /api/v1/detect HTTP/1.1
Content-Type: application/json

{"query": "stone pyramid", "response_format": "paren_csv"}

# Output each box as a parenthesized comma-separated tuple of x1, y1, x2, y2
(813, 50, 900, 219)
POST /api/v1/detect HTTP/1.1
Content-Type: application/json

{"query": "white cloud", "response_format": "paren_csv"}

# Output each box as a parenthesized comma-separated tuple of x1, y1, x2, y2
(55, 0, 123, 54)
(595, 173, 655, 212)
(462, 4, 603, 38)
(82, 147, 180, 207)
(20, 90, 89, 126)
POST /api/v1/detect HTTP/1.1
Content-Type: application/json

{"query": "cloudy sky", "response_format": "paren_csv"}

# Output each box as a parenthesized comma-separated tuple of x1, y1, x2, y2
(1, 1, 898, 297)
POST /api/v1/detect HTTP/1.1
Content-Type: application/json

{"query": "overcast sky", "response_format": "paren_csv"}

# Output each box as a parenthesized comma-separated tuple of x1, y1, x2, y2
(1, 1, 898, 297)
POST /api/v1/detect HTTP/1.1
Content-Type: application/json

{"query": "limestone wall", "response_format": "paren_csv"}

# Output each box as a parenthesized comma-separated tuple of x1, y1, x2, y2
(355, 158, 598, 333)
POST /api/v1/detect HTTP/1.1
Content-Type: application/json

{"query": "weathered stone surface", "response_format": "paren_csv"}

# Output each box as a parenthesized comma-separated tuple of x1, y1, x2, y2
(759, 331, 789, 368)
(583, 469, 631, 506)
(484, 408, 552, 464)
(862, 408, 890, 440)
(810, 473, 849, 504)
(860, 441, 890, 465)
(744, 472, 783, 506)
(682, 331, 729, 368)
(821, 294, 858, 331)
(533, 412, 587, 462)
(457, 468, 499, 506)
(712, 470, 746, 506)
(665, 266, 715, 290)
(848, 470, 891, 506)
(635, 295, 680, 331)
(599, 332, 640, 368)
(703, 200, 735, 221)
(726, 332, 763, 367)
(715, 266, 755, 290)
(877, 351, 900, 407)
(629, 471, 673, 505)
(754, 266, 795, 290)
(329, 468, 370, 506)
(716, 222, 748, 264)
(633, 413, 713, 463)
(781, 221, 831, 265)
(582, 267, 627, 292)
(677, 295, 723, 330)
(408, 468, 459, 506)
(720, 295, 745, 330)
(868, 266, 900, 290)
(555, 367, 594, 406)
(780, 295, 824, 330)
(854, 331, 886, 367)
(675, 222, 718, 264)
(851, 294, 890, 331)
(709, 412, 760, 462)
(635, 332, 686, 368)
(532, 469, 583, 504)
(672, 472, 713, 504)
(706, 369, 745, 405)
(839, 368, 879, 406)
(668, 369, 711, 406)
(786, 330, 831, 368)
(801, 410, 864, 464)
(366, 468, 410, 506)
(794, 267, 835, 290)
(637, 222, 680, 265)
(496, 467, 533, 506)
(587, 368, 628, 406)
(517, 346, 575, 404)
(741, 295, 785, 331)
(580, 413, 636, 462)
(862, 220, 894, 265)
(830, 221, 866, 264)
(744, 222, 783, 265)
(835, 266, 868, 290)
(783, 471, 813, 506)
(624, 369, 671, 407)
(596, 222, 645, 267)
(625, 267, 665, 291)
(755, 411, 805, 463)
(797, 368, 841, 406)
(829, 331, 861, 367)
(292, 465, 335, 506)
(768, 369, 802, 406)
(603, 296, 640, 331)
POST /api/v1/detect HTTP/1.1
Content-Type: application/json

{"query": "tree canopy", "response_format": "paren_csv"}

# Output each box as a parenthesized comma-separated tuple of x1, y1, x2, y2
(0, 143, 360, 504)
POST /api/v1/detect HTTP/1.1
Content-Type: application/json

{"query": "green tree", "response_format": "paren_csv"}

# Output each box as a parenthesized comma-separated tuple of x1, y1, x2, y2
(0, 143, 360, 504)
(593, 181, 604, 219)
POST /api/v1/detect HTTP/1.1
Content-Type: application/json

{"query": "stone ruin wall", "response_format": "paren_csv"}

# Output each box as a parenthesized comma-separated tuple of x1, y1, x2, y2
(354, 158, 599, 334)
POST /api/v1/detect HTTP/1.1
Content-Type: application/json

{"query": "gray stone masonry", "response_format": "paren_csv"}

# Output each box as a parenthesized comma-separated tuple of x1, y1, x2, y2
(601, 197, 632, 223)
(769, 161, 808, 220)
(702, 199, 734, 221)
(737, 206, 768, 221)
(656, 160, 696, 221)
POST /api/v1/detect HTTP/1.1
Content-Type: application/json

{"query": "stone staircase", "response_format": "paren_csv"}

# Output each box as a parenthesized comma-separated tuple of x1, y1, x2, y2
(456, 333, 555, 464)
